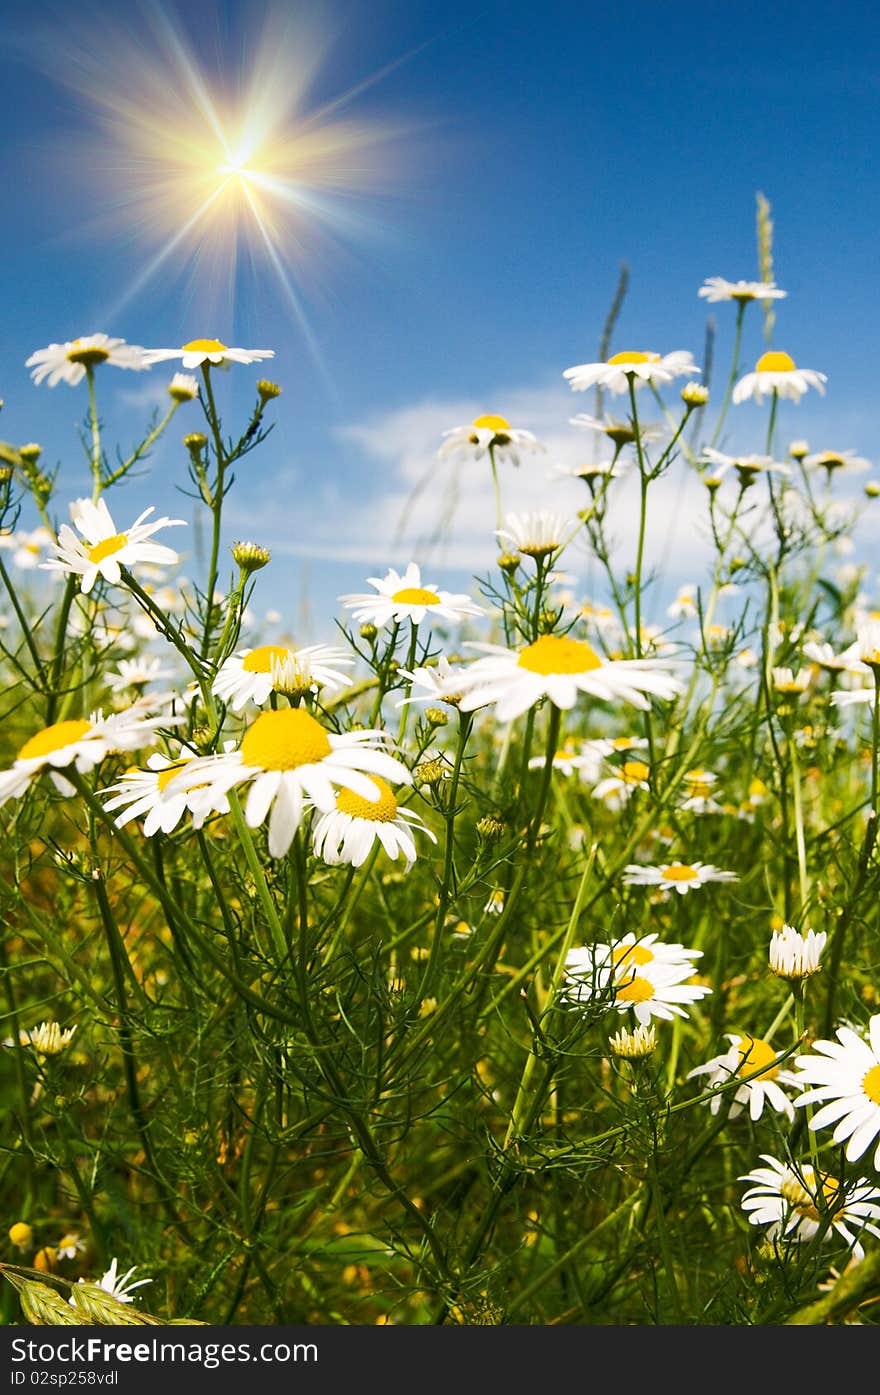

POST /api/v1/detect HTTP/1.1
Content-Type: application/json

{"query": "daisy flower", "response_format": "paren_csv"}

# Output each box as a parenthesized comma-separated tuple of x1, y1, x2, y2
(679, 768, 723, 815)
(396, 655, 484, 710)
(622, 860, 738, 895)
(609, 1024, 658, 1059)
(740, 1156, 880, 1262)
(43, 497, 184, 594)
(857, 619, 880, 668)
(569, 411, 664, 447)
(56, 1233, 86, 1260)
(0, 707, 179, 809)
(177, 708, 412, 858)
(81, 1259, 151, 1305)
(593, 931, 704, 979)
(804, 449, 871, 477)
(700, 447, 791, 486)
(592, 758, 651, 805)
(792, 1016, 880, 1169)
(769, 924, 827, 981)
(0, 526, 55, 570)
(339, 563, 483, 628)
(311, 777, 436, 870)
(99, 752, 231, 836)
(563, 937, 709, 1025)
(106, 657, 175, 693)
(25, 334, 148, 388)
(687, 1034, 799, 1121)
(455, 634, 684, 723)
(438, 415, 543, 468)
(802, 639, 868, 675)
(167, 373, 199, 402)
(13, 1021, 77, 1058)
(698, 277, 787, 304)
(732, 351, 827, 404)
(495, 511, 577, 560)
(142, 339, 274, 370)
(563, 350, 698, 396)
(526, 743, 597, 780)
(212, 644, 353, 712)
(667, 585, 698, 620)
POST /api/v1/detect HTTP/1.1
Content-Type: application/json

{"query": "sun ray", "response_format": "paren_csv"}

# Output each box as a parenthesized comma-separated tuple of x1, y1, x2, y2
(26, 1, 414, 362)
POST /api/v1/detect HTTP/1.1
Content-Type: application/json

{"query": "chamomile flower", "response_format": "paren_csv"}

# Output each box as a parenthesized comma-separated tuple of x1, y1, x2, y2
(802, 639, 868, 675)
(43, 497, 184, 594)
(526, 743, 597, 780)
(26, 334, 148, 388)
(679, 768, 723, 814)
(0, 526, 55, 570)
(143, 339, 274, 370)
(86, 1259, 151, 1305)
(438, 415, 543, 467)
(769, 924, 827, 981)
(698, 277, 787, 304)
(563, 938, 709, 1025)
(857, 619, 880, 668)
(311, 777, 435, 869)
(592, 758, 651, 805)
(740, 1156, 880, 1262)
(14, 1021, 77, 1058)
(0, 707, 178, 809)
(569, 412, 664, 447)
(397, 656, 483, 710)
(792, 1016, 880, 1169)
(555, 459, 622, 486)
(563, 350, 698, 396)
(593, 932, 704, 979)
(700, 447, 791, 486)
(622, 860, 738, 895)
(167, 373, 199, 401)
(177, 708, 412, 858)
(687, 1034, 799, 1121)
(609, 1024, 657, 1059)
(212, 644, 353, 712)
(495, 511, 577, 560)
(608, 962, 711, 1025)
(455, 634, 684, 723)
(99, 752, 231, 836)
(105, 657, 175, 693)
(667, 585, 698, 620)
(732, 351, 827, 404)
(56, 1233, 86, 1260)
(339, 564, 484, 628)
(804, 449, 871, 477)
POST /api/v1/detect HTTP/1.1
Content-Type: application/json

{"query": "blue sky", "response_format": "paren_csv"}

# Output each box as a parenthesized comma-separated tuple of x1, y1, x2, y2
(2, 0, 879, 636)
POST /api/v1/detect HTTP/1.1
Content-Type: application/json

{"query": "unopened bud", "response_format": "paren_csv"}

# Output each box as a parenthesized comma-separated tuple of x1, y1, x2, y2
(414, 757, 446, 786)
(19, 443, 42, 464)
(359, 623, 378, 642)
(681, 383, 709, 407)
(789, 439, 809, 461)
(476, 813, 505, 841)
(257, 379, 282, 402)
(497, 552, 520, 574)
(424, 707, 448, 727)
(232, 540, 271, 573)
(865, 481, 880, 499)
(8, 1222, 33, 1250)
(184, 432, 208, 453)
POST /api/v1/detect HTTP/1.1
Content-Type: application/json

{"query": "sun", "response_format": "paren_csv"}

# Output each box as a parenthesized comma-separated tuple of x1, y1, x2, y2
(29, 2, 412, 364)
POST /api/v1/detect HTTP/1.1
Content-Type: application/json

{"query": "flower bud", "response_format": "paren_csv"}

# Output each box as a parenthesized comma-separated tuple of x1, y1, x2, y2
(19, 443, 42, 464)
(359, 623, 378, 642)
(183, 432, 208, 453)
(257, 379, 282, 402)
(424, 707, 448, 727)
(168, 373, 199, 402)
(231, 540, 271, 574)
(497, 552, 520, 574)
(8, 1222, 33, 1250)
(681, 383, 709, 407)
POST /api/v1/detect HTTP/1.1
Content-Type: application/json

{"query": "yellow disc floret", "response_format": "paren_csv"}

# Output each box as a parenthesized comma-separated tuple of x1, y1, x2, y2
(620, 760, 650, 784)
(662, 863, 699, 882)
(472, 414, 511, 432)
(862, 1063, 880, 1104)
(607, 351, 659, 366)
(612, 942, 654, 970)
(735, 1035, 779, 1081)
(18, 719, 93, 762)
(66, 340, 110, 366)
(756, 351, 796, 373)
(391, 587, 441, 606)
(517, 635, 603, 675)
(86, 533, 128, 564)
(336, 777, 398, 822)
(183, 339, 228, 353)
(242, 645, 291, 674)
(615, 975, 654, 1004)
(240, 709, 332, 771)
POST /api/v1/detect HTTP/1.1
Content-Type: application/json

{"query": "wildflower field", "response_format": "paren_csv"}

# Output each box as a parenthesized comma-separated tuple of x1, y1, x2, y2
(3, 251, 880, 1329)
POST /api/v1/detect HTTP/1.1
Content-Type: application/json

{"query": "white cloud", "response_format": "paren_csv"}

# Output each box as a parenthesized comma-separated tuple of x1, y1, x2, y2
(250, 383, 716, 595)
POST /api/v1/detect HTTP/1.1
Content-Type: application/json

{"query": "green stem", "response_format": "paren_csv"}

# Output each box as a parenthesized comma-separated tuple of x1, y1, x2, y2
(709, 300, 746, 448)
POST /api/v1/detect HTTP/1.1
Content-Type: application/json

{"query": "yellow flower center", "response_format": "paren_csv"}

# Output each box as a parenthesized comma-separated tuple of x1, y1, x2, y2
(662, 863, 699, 882)
(620, 760, 650, 784)
(154, 760, 203, 793)
(183, 338, 228, 353)
(391, 587, 442, 606)
(780, 1168, 841, 1221)
(611, 736, 638, 751)
(86, 533, 128, 564)
(615, 975, 654, 1004)
(607, 351, 659, 366)
(517, 635, 603, 675)
(612, 943, 654, 970)
(472, 414, 511, 432)
(240, 709, 332, 771)
(735, 1035, 779, 1081)
(335, 777, 398, 822)
(817, 452, 845, 470)
(66, 340, 110, 366)
(241, 645, 291, 674)
(863, 1063, 880, 1104)
(756, 351, 796, 373)
(18, 719, 93, 761)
